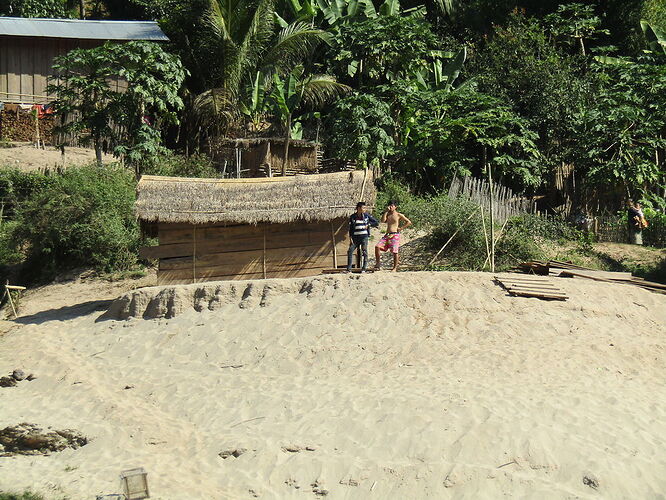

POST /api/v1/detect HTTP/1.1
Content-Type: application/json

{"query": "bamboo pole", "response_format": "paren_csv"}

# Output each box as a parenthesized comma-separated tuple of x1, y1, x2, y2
(262, 228, 267, 279)
(426, 209, 478, 267)
(480, 206, 490, 270)
(192, 225, 197, 284)
(487, 149, 495, 273)
(330, 221, 338, 268)
(483, 218, 509, 270)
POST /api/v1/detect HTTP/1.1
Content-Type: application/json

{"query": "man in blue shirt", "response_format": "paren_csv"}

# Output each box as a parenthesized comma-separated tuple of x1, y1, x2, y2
(346, 201, 379, 273)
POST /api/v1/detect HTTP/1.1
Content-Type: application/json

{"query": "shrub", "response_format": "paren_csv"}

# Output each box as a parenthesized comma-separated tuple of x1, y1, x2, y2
(11, 164, 141, 279)
(376, 178, 587, 270)
(141, 152, 220, 178)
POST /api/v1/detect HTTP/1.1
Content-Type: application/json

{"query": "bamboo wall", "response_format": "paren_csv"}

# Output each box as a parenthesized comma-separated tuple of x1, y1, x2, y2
(141, 218, 351, 285)
(0, 36, 128, 104)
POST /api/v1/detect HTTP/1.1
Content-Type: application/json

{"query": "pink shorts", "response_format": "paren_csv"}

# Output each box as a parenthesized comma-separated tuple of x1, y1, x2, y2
(376, 233, 400, 254)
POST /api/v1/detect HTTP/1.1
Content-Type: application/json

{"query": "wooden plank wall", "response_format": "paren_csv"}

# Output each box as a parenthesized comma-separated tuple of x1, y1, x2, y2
(0, 36, 127, 104)
(148, 218, 350, 285)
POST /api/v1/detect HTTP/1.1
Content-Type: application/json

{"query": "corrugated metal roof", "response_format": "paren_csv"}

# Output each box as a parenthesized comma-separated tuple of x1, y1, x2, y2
(0, 17, 169, 41)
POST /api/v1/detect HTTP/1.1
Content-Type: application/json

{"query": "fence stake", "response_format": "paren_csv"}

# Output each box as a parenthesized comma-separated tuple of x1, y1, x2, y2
(480, 206, 490, 270)
(426, 209, 478, 268)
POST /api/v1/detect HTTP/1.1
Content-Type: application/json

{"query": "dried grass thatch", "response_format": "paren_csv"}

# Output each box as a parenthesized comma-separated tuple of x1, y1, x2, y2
(136, 170, 376, 225)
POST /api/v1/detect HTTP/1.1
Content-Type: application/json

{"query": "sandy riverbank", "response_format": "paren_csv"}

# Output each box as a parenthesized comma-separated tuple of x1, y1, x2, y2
(0, 271, 665, 499)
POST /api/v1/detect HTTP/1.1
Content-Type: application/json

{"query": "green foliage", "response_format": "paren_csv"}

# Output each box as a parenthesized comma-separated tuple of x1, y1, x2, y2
(376, 178, 595, 271)
(578, 60, 666, 200)
(392, 85, 542, 192)
(49, 41, 186, 171)
(332, 16, 441, 86)
(10, 165, 141, 279)
(0, 0, 70, 17)
(141, 152, 220, 178)
(543, 3, 608, 55)
(473, 11, 592, 166)
(0, 220, 22, 268)
(325, 94, 394, 165)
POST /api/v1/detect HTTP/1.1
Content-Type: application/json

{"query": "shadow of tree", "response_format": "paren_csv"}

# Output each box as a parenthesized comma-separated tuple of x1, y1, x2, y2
(14, 300, 113, 326)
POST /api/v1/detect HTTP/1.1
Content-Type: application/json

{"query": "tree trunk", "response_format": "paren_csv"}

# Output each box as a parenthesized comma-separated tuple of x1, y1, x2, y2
(79, 0, 85, 19)
(281, 114, 291, 176)
(578, 36, 586, 56)
(94, 140, 103, 167)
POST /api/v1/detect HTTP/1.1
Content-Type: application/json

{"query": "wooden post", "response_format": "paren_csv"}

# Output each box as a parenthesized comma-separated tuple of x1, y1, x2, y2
(262, 228, 267, 279)
(480, 206, 490, 270)
(486, 148, 495, 273)
(34, 108, 41, 149)
(330, 221, 338, 269)
(192, 225, 197, 284)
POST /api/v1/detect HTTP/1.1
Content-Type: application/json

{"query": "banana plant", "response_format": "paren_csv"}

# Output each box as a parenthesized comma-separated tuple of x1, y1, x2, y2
(240, 72, 271, 132)
(270, 66, 350, 174)
(641, 20, 666, 55)
(412, 47, 467, 92)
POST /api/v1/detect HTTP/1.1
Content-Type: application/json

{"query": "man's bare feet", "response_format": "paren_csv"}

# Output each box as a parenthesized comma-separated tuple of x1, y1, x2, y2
(373, 266, 381, 271)
(390, 268, 398, 272)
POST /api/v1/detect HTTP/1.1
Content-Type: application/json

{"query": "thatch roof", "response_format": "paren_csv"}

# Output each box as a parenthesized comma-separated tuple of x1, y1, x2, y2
(136, 171, 376, 225)
(214, 137, 320, 149)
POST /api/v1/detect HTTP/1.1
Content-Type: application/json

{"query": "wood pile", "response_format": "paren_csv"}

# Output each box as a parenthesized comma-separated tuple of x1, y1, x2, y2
(514, 260, 666, 295)
(495, 275, 568, 301)
(0, 108, 54, 143)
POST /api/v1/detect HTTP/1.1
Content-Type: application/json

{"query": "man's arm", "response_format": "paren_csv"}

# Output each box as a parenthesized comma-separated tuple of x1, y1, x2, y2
(399, 214, 412, 232)
(367, 214, 380, 227)
(381, 210, 388, 223)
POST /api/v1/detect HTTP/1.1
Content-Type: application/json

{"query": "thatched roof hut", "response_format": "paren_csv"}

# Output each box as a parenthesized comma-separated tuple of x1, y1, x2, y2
(137, 171, 375, 284)
(209, 137, 322, 177)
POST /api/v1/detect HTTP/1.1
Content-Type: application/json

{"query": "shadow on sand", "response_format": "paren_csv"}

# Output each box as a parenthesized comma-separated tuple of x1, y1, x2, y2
(14, 300, 113, 326)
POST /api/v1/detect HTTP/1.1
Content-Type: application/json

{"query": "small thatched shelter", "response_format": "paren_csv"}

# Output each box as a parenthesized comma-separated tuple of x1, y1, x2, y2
(137, 170, 375, 284)
(209, 137, 321, 177)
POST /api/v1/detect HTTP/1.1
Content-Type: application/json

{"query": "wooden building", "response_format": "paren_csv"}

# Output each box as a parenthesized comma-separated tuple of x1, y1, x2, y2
(0, 17, 168, 104)
(137, 170, 375, 284)
(209, 137, 322, 178)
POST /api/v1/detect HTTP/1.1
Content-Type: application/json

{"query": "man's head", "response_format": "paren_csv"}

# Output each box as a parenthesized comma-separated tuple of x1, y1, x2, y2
(387, 200, 398, 213)
(356, 201, 366, 215)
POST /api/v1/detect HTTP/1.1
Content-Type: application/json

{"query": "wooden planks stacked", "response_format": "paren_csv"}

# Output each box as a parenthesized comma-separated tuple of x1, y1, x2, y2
(142, 218, 348, 285)
(513, 260, 666, 295)
(495, 275, 568, 300)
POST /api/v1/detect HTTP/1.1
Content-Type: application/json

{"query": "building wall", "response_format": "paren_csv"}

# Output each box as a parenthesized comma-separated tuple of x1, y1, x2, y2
(0, 36, 127, 104)
(144, 219, 350, 285)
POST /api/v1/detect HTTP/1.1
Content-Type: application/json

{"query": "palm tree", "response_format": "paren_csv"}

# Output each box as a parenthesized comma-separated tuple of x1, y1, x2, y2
(271, 66, 350, 174)
(196, 0, 331, 132)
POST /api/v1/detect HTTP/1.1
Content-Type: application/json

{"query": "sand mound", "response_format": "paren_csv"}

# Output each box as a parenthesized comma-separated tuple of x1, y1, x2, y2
(1, 271, 665, 499)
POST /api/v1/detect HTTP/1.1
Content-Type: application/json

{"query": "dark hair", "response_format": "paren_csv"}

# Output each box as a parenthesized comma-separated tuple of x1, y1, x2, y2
(356, 201, 366, 208)
(387, 200, 398, 206)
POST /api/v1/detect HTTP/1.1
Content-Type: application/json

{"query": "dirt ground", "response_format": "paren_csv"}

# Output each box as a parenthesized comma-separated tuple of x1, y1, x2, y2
(0, 142, 113, 170)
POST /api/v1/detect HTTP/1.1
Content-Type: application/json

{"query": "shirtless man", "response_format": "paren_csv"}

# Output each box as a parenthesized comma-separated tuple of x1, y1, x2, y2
(374, 200, 412, 272)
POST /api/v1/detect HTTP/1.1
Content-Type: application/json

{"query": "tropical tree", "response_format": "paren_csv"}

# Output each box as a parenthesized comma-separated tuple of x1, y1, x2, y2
(577, 59, 666, 205)
(270, 65, 350, 173)
(195, 0, 331, 133)
(49, 41, 186, 171)
(325, 93, 395, 166)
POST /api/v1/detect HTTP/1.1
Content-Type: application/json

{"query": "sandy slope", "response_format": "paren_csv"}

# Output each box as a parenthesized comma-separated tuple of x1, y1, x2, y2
(0, 271, 665, 499)
(0, 143, 113, 170)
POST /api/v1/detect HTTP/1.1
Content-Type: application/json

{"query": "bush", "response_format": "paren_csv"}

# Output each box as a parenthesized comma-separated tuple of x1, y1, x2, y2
(11, 165, 141, 279)
(376, 178, 587, 270)
(141, 152, 220, 178)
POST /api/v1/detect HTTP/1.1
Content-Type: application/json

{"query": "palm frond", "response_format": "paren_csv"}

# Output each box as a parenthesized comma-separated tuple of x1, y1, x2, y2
(192, 88, 238, 133)
(299, 75, 351, 107)
(262, 22, 332, 75)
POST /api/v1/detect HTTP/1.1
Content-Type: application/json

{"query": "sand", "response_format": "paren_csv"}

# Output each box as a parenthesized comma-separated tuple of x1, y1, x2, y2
(0, 143, 112, 170)
(0, 271, 665, 499)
